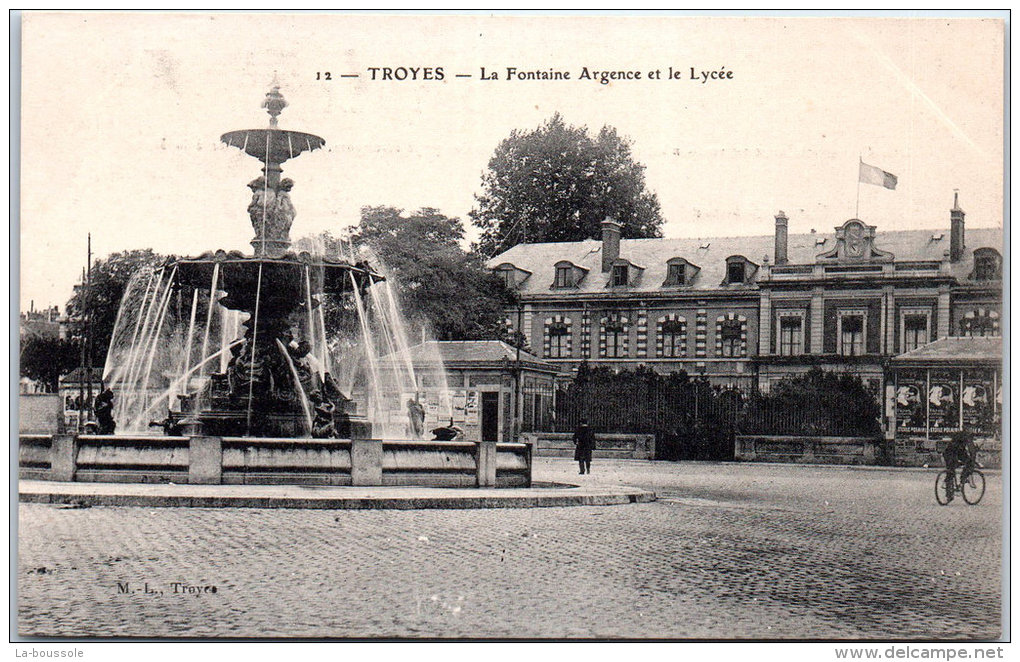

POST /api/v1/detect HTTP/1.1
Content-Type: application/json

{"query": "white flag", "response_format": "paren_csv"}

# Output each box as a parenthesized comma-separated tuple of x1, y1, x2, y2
(859, 161, 897, 190)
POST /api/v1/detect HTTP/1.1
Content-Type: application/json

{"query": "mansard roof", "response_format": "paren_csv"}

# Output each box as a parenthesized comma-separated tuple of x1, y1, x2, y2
(487, 227, 1002, 295)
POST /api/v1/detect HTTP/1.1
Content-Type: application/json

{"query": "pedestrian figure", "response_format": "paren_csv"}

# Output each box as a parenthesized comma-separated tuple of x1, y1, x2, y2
(407, 398, 426, 439)
(573, 420, 596, 474)
(93, 388, 116, 435)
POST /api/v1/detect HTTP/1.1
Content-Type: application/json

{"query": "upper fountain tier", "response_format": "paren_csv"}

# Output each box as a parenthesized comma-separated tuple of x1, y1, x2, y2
(220, 85, 327, 257)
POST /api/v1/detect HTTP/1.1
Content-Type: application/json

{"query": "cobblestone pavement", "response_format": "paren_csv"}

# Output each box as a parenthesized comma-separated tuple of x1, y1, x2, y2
(18, 459, 1002, 640)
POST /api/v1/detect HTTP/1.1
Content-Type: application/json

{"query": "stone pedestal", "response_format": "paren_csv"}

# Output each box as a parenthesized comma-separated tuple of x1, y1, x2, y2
(476, 441, 497, 487)
(50, 434, 77, 482)
(189, 436, 222, 485)
(351, 439, 382, 486)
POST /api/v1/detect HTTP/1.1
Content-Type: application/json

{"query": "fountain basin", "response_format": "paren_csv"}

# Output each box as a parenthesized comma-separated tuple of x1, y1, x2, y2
(18, 434, 533, 488)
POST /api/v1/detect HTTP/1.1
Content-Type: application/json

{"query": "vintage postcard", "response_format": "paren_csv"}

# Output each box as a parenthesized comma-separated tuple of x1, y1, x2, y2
(15, 11, 1006, 650)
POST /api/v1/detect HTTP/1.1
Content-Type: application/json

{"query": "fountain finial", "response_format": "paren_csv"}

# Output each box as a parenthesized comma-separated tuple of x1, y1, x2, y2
(262, 84, 288, 128)
(221, 85, 325, 256)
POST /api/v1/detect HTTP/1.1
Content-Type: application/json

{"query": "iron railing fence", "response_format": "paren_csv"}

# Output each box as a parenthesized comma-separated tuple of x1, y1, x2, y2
(551, 374, 882, 460)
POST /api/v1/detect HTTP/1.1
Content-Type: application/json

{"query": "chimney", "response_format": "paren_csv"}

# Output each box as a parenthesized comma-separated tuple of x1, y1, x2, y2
(601, 217, 622, 272)
(774, 211, 789, 265)
(950, 192, 965, 262)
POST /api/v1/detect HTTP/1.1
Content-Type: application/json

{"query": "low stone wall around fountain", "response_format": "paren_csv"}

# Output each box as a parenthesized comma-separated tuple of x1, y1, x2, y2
(18, 435, 532, 488)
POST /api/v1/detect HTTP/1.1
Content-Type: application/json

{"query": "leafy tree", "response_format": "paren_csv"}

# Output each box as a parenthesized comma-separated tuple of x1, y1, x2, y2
(19, 337, 80, 391)
(471, 113, 664, 256)
(65, 249, 167, 363)
(298, 207, 516, 341)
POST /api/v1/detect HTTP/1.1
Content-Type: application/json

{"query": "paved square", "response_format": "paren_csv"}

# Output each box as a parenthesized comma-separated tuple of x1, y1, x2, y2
(17, 459, 1002, 639)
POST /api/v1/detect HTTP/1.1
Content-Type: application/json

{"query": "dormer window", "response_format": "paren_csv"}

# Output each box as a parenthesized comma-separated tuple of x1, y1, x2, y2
(973, 248, 1002, 281)
(727, 262, 744, 283)
(551, 260, 587, 289)
(554, 265, 574, 288)
(725, 257, 746, 284)
(606, 259, 643, 289)
(668, 262, 685, 284)
(724, 255, 757, 285)
(498, 268, 516, 289)
(612, 264, 629, 287)
(663, 257, 699, 288)
(492, 262, 531, 290)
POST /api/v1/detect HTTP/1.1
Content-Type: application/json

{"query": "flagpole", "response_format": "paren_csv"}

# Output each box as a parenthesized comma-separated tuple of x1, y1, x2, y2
(856, 155, 861, 219)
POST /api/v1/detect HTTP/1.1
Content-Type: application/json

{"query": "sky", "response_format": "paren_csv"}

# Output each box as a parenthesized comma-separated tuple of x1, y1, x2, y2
(19, 13, 1005, 310)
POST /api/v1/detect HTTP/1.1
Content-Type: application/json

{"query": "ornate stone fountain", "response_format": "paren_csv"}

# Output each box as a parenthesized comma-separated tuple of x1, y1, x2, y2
(165, 86, 381, 437)
(21, 84, 534, 489)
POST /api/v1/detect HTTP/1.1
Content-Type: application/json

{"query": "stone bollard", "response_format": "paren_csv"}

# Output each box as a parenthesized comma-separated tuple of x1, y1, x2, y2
(863, 439, 878, 465)
(476, 440, 497, 487)
(523, 442, 533, 488)
(351, 439, 383, 486)
(801, 437, 816, 462)
(50, 434, 77, 482)
(189, 436, 223, 485)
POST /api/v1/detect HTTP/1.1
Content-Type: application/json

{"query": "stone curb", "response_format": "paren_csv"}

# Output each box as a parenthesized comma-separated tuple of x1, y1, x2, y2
(546, 457, 1003, 475)
(18, 481, 656, 511)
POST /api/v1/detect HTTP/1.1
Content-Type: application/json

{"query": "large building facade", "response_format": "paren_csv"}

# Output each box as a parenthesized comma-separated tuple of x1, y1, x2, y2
(488, 197, 1003, 455)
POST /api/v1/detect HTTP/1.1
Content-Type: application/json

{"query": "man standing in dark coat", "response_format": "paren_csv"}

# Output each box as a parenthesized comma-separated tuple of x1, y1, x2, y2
(573, 420, 596, 475)
(93, 388, 116, 435)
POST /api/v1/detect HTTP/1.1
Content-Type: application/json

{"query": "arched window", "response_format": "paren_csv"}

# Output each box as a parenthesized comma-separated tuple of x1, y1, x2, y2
(656, 315, 687, 358)
(600, 314, 630, 358)
(715, 314, 748, 357)
(543, 316, 573, 359)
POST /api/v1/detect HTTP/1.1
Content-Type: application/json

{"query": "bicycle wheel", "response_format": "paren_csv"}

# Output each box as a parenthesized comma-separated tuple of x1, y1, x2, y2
(935, 471, 951, 506)
(962, 470, 986, 505)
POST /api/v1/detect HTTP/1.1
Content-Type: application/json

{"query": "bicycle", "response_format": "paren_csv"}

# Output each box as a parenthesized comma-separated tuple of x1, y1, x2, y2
(935, 466, 985, 505)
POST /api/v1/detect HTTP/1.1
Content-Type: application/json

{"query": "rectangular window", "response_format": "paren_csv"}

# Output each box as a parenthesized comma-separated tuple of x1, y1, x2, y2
(554, 266, 573, 288)
(720, 320, 742, 357)
(779, 316, 803, 356)
(961, 312, 1000, 337)
(548, 326, 569, 358)
(975, 256, 999, 280)
(839, 314, 865, 356)
(500, 269, 516, 288)
(902, 314, 929, 352)
(612, 264, 629, 287)
(727, 262, 745, 284)
(667, 263, 686, 285)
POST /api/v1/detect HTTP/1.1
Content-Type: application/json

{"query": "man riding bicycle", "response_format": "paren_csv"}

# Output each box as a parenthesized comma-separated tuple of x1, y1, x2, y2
(943, 431, 978, 502)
